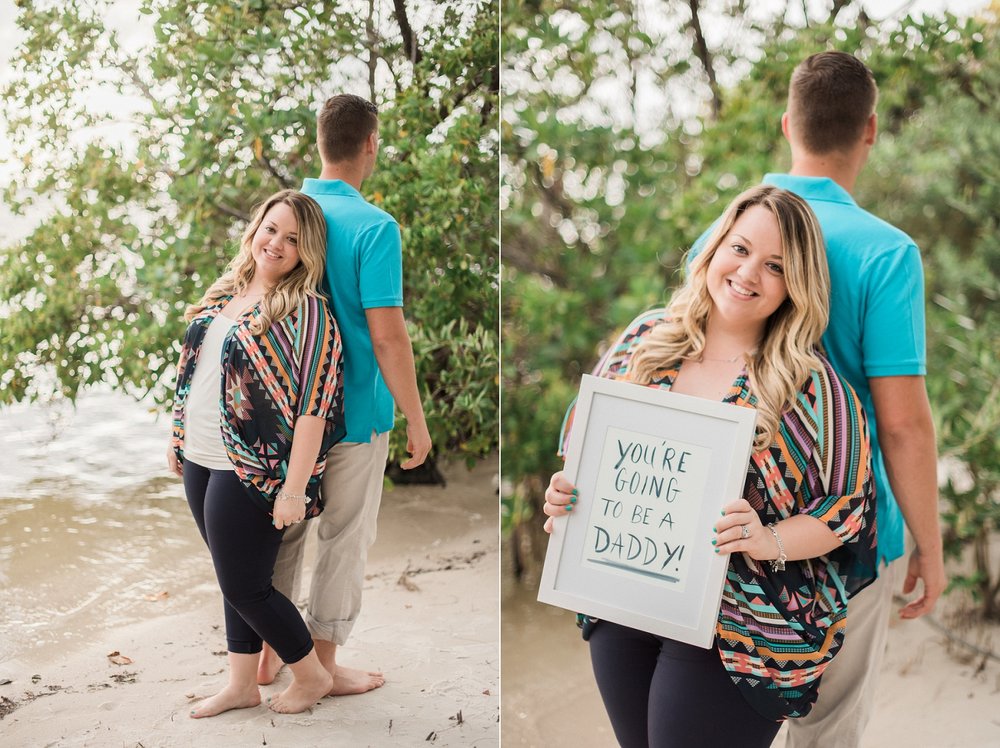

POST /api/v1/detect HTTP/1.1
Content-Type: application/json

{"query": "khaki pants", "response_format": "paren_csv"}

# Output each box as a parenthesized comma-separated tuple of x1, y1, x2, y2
(783, 559, 899, 748)
(272, 432, 390, 645)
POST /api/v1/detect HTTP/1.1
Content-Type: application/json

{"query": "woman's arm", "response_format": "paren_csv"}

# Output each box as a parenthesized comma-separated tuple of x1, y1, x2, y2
(713, 500, 841, 561)
(272, 414, 326, 530)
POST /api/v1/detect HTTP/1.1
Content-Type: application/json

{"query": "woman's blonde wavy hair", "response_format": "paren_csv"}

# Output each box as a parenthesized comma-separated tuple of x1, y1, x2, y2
(629, 185, 830, 449)
(185, 189, 328, 335)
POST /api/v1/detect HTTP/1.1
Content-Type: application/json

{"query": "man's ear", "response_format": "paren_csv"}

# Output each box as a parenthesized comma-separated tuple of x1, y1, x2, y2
(780, 111, 791, 142)
(366, 130, 378, 154)
(863, 113, 877, 146)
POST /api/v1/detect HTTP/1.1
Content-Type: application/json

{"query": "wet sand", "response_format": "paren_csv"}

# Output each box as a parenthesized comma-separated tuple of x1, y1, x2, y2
(0, 393, 499, 745)
(502, 563, 1000, 747)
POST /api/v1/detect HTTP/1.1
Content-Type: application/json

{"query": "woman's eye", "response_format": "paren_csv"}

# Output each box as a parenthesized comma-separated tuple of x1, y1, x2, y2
(732, 244, 748, 255)
(264, 226, 275, 233)
(288, 237, 297, 245)
(766, 263, 784, 274)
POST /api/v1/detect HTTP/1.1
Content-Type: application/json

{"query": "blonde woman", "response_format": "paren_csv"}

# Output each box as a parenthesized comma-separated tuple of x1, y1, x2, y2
(544, 186, 877, 747)
(167, 190, 344, 717)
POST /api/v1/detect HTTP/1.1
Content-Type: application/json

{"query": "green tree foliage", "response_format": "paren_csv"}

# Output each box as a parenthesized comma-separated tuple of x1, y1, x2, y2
(502, 0, 1000, 614)
(1, 0, 499, 465)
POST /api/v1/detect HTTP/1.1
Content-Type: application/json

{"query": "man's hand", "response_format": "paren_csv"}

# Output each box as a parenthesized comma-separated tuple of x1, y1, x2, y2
(400, 419, 431, 469)
(365, 307, 431, 470)
(899, 545, 946, 619)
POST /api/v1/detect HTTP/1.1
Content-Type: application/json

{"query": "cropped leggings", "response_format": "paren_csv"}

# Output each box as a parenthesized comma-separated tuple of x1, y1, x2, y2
(588, 621, 781, 748)
(183, 461, 313, 664)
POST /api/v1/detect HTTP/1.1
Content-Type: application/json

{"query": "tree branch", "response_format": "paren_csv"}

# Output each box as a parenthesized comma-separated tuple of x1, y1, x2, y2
(255, 151, 294, 190)
(829, 0, 852, 23)
(687, 0, 722, 120)
(213, 201, 251, 222)
(392, 0, 423, 66)
(480, 61, 498, 129)
(367, 0, 378, 101)
(438, 64, 498, 123)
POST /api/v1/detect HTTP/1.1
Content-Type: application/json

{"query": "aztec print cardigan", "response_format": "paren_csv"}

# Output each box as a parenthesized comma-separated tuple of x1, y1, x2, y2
(560, 308, 877, 721)
(171, 293, 345, 517)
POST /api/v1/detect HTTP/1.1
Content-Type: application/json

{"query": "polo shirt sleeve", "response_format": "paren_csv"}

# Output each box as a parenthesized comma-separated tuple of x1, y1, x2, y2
(296, 298, 343, 421)
(358, 219, 404, 309)
(861, 243, 926, 377)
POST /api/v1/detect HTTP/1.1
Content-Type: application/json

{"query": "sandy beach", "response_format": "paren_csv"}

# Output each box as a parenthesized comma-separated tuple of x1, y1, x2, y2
(502, 544, 1000, 747)
(0, 442, 499, 747)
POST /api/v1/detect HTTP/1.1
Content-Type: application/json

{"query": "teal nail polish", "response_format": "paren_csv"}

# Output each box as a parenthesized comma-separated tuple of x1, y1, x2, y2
(572, 488, 579, 497)
(570, 496, 578, 504)
(714, 548, 719, 554)
(566, 505, 573, 512)
(711, 539, 716, 545)
(712, 527, 717, 533)
(721, 510, 726, 516)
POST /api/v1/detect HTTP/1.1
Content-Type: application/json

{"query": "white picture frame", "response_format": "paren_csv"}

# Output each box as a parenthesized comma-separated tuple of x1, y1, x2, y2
(537, 374, 758, 648)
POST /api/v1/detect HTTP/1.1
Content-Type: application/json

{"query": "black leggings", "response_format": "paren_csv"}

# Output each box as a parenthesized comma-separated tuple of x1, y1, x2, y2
(183, 461, 313, 664)
(589, 621, 781, 748)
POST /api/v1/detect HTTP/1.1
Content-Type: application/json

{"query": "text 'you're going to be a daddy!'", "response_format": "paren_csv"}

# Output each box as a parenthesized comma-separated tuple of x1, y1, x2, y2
(583, 427, 712, 591)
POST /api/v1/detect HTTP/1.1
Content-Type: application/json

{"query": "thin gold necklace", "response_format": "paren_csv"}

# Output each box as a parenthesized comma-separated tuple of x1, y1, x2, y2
(698, 354, 744, 363)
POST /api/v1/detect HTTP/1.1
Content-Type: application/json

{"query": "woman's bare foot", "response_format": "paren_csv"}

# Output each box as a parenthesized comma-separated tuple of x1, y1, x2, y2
(257, 645, 285, 685)
(328, 665, 385, 696)
(189, 684, 261, 718)
(267, 669, 333, 714)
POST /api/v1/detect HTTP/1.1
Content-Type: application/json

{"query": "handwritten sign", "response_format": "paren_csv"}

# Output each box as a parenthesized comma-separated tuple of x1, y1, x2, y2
(539, 375, 757, 647)
(583, 426, 711, 591)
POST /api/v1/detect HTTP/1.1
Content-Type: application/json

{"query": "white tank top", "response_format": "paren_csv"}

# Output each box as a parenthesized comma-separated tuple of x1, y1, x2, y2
(183, 313, 241, 470)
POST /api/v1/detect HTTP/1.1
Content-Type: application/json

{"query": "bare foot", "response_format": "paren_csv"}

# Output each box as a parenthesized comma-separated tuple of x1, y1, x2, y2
(189, 684, 261, 718)
(267, 670, 333, 714)
(257, 646, 285, 685)
(328, 665, 385, 696)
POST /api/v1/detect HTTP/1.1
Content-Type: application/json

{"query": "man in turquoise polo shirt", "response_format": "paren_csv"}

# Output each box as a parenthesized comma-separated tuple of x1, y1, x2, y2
(691, 52, 944, 746)
(259, 93, 432, 695)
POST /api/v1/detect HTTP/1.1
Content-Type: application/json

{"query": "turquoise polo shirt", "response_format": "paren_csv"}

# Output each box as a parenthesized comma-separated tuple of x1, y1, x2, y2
(301, 178, 402, 443)
(689, 174, 926, 565)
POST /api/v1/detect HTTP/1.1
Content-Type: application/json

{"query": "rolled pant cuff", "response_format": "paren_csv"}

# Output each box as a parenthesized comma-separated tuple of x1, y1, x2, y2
(306, 614, 355, 646)
(280, 639, 315, 665)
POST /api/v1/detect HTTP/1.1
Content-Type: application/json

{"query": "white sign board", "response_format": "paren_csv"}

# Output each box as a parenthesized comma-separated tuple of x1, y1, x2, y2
(538, 375, 758, 648)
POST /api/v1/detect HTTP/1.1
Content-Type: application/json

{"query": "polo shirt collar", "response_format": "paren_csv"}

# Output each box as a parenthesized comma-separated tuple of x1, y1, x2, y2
(763, 173, 856, 207)
(301, 178, 364, 199)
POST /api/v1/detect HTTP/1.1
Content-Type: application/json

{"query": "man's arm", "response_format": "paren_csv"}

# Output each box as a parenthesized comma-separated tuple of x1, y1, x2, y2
(365, 306, 432, 469)
(869, 375, 945, 618)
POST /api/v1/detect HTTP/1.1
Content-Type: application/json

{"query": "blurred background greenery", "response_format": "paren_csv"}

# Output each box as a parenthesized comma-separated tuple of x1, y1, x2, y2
(501, 0, 1000, 618)
(0, 0, 498, 469)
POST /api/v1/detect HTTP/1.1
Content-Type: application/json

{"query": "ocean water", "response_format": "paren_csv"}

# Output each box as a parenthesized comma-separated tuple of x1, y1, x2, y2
(0, 391, 211, 665)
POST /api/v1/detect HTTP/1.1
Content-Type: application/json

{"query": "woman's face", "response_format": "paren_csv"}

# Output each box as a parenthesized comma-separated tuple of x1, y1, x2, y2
(251, 202, 301, 283)
(706, 205, 789, 334)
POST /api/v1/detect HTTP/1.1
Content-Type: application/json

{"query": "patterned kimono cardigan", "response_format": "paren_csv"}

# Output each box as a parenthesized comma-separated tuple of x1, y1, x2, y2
(171, 294, 345, 517)
(560, 309, 878, 721)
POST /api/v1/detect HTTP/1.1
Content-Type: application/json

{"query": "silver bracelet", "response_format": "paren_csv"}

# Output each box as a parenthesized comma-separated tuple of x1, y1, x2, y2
(766, 523, 787, 572)
(276, 488, 307, 502)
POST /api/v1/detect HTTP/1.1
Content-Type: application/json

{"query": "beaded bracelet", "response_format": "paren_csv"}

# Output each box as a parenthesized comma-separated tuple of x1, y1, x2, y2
(276, 488, 307, 502)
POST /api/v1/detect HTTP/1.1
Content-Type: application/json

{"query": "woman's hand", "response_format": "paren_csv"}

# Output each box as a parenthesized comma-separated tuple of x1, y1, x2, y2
(541, 470, 578, 534)
(167, 445, 183, 477)
(272, 494, 306, 530)
(713, 498, 775, 561)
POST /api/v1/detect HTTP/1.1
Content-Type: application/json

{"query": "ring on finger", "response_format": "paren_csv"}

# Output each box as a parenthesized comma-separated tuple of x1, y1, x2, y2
(740, 524, 750, 540)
